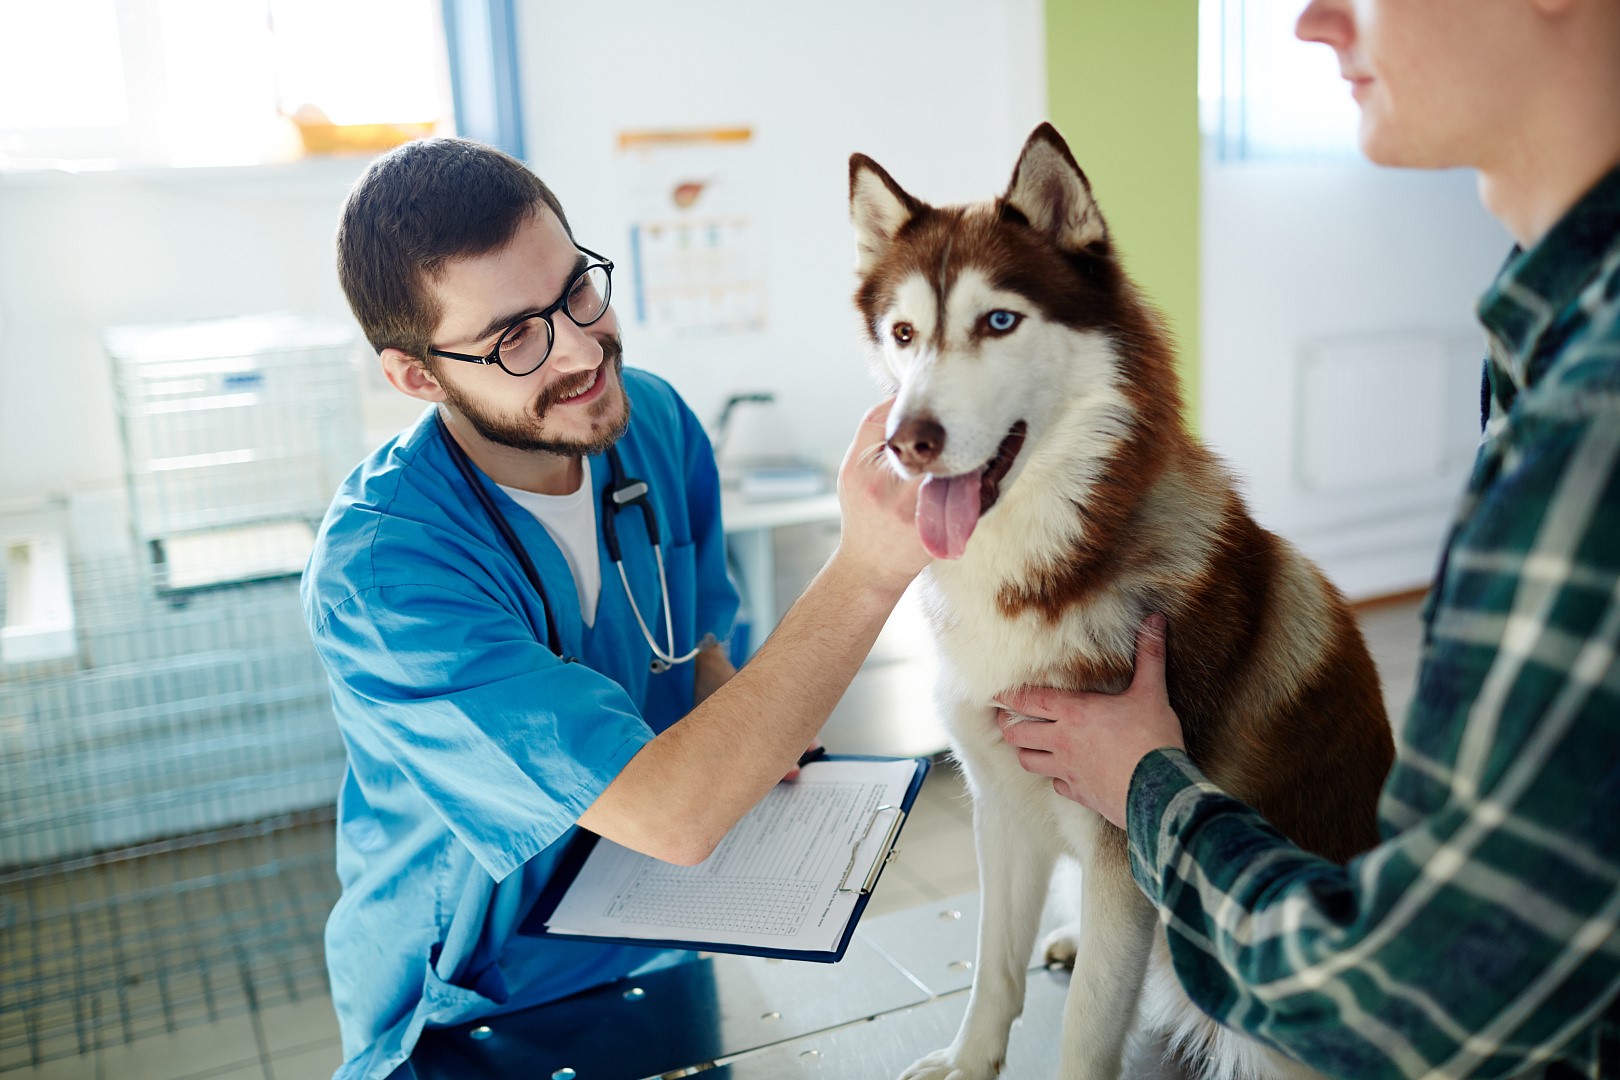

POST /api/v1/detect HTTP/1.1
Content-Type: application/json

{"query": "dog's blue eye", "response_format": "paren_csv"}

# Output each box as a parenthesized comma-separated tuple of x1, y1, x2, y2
(985, 310, 1020, 334)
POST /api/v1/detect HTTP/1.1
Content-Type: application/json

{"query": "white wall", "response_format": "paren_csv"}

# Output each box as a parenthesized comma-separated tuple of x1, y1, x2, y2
(1199, 156, 1511, 598)
(0, 160, 420, 503)
(0, 0, 1046, 505)
(513, 0, 1048, 469)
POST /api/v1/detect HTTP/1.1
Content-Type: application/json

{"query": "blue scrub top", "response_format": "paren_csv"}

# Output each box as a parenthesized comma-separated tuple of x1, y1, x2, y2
(300, 369, 740, 1080)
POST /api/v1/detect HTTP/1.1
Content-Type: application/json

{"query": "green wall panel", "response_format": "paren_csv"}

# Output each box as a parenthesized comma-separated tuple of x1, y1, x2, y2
(1044, 0, 1201, 426)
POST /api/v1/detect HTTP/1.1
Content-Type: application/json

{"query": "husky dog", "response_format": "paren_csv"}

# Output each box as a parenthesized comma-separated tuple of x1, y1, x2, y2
(849, 124, 1394, 1080)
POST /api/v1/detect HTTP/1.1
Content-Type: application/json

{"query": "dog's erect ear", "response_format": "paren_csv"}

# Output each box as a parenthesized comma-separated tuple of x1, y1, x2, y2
(1003, 123, 1106, 251)
(849, 153, 922, 274)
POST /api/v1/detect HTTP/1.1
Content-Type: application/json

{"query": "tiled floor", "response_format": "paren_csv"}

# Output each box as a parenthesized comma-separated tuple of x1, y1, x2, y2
(8, 599, 1424, 1080)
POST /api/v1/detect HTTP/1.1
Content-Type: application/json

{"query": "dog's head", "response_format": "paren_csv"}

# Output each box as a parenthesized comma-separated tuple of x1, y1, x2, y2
(850, 123, 1173, 561)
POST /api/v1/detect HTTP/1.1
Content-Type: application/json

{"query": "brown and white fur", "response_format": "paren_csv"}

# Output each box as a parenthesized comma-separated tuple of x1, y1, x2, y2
(849, 124, 1394, 1080)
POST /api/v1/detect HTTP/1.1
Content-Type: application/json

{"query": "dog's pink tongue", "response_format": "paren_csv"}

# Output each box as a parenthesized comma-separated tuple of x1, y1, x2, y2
(917, 469, 984, 560)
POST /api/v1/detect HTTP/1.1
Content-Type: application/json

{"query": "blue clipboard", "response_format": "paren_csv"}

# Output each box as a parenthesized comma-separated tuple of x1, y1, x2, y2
(519, 753, 931, 963)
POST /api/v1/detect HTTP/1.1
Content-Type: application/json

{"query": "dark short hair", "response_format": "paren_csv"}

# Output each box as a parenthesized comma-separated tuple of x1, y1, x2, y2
(336, 137, 572, 361)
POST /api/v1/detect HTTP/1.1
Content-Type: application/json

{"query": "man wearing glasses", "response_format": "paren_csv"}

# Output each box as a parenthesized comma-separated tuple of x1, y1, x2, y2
(302, 137, 931, 1080)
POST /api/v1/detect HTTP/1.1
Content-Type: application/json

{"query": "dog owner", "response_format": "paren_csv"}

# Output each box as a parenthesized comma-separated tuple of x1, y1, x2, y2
(999, 0, 1620, 1075)
(300, 138, 930, 1080)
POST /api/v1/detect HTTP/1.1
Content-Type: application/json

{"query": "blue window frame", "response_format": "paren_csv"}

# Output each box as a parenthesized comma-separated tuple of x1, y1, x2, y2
(441, 0, 526, 159)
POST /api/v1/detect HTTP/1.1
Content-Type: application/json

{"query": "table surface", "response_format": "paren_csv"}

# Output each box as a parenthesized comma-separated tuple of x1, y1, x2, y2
(409, 890, 1076, 1080)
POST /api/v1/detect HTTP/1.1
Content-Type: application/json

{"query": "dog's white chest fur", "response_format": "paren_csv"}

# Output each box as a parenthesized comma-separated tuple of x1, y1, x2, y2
(917, 498, 1139, 707)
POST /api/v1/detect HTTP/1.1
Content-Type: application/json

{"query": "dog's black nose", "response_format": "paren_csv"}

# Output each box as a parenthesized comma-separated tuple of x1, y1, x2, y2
(888, 416, 946, 470)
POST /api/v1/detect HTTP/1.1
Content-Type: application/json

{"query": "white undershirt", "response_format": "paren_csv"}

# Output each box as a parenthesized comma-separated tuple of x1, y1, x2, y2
(499, 463, 601, 627)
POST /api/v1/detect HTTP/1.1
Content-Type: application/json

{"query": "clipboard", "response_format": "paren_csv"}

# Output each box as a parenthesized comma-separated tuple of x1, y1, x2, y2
(520, 754, 931, 963)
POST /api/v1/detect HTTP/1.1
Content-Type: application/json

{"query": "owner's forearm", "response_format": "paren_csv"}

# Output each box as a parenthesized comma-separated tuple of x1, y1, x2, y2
(577, 547, 909, 864)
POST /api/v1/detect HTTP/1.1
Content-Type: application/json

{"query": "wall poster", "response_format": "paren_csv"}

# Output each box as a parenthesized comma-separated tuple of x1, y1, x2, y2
(618, 126, 768, 337)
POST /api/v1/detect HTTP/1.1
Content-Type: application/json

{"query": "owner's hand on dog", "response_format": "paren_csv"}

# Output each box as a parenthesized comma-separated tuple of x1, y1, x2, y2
(833, 397, 932, 593)
(996, 614, 1184, 830)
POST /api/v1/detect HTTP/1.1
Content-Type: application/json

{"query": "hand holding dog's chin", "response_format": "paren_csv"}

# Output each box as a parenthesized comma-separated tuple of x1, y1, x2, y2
(997, 615, 1185, 831)
(833, 398, 932, 594)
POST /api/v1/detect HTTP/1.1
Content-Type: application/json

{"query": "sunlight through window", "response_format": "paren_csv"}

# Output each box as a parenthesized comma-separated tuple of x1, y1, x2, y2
(1200, 0, 1361, 161)
(0, 0, 128, 130)
(0, 0, 453, 169)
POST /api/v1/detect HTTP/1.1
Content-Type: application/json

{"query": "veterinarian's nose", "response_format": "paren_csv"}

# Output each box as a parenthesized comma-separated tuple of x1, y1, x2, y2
(887, 416, 946, 470)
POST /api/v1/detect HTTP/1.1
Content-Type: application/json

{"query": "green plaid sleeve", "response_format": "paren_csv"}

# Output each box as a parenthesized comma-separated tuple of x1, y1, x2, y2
(1126, 413, 1620, 1080)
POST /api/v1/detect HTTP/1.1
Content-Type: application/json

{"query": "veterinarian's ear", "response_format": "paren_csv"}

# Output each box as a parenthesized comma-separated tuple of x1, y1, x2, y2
(1004, 122, 1107, 252)
(849, 154, 922, 274)
(380, 347, 447, 404)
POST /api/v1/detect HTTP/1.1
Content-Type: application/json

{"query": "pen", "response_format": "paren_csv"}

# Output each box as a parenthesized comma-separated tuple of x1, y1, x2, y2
(796, 745, 829, 768)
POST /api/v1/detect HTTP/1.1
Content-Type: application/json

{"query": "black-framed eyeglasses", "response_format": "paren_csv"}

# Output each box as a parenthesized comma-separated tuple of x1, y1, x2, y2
(428, 246, 614, 376)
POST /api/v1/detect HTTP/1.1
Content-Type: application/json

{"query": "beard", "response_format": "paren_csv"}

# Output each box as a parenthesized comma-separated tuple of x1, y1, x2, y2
(440, 335, 631, 456)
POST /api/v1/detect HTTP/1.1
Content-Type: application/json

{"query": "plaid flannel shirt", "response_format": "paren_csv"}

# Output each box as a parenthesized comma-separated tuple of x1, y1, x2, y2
(1127, 165, 1620, 1080)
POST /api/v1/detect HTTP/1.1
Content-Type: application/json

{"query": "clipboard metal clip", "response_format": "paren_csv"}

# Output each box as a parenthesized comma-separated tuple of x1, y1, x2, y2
(836, 804, 906, 896)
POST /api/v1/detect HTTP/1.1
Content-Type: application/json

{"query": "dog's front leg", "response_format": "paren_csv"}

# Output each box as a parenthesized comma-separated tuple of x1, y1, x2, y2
(1057, 819, 1159, 1080)
(901, 769, 1059, 1080)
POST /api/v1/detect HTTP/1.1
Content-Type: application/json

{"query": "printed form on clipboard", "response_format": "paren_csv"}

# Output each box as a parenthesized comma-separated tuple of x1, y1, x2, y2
(521, 755, 929, 962)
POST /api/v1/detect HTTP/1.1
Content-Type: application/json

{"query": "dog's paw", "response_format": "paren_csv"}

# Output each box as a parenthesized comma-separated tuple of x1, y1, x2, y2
(898, 1047, 1003, 1080)
(1040, 924, 1079, 970)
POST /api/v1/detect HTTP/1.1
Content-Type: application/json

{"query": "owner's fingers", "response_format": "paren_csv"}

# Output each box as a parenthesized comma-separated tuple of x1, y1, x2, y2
(1130, 613, 1169, 695)
(1015, 747, 1055, 777)
(999, 711, 1059, 752)
(996, 686, 1053, 719)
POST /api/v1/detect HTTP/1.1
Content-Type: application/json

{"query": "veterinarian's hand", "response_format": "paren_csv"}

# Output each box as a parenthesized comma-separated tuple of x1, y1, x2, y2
(834, 397, 931, 593)
(996, 614, 1183, 830)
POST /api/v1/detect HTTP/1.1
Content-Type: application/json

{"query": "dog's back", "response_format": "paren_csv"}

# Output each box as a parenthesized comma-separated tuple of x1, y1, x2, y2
(1050, 442, 1394, 865)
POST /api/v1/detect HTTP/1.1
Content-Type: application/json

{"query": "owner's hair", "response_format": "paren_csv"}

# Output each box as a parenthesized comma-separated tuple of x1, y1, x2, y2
(336, 137, 572, 362)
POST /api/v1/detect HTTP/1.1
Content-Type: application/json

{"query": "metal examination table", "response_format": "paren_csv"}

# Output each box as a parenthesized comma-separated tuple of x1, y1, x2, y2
(405, 892, 1073, 1079)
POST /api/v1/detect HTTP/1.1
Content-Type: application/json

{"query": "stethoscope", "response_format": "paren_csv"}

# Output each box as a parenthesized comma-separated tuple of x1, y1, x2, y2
(435, 410, 700, 673)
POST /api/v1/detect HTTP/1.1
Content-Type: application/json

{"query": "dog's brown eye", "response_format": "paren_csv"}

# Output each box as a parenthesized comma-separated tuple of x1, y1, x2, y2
(892, 322, 915, 346)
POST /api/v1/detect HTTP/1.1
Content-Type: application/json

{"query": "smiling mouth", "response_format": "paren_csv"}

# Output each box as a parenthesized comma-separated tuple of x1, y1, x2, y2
(558, 368, 599, 402)
(915, 421, 1027, 561)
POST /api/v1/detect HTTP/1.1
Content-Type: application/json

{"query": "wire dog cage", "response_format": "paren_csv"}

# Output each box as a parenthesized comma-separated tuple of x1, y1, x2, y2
(108, 313, 362, 593)
(1, 315, 364, 1072)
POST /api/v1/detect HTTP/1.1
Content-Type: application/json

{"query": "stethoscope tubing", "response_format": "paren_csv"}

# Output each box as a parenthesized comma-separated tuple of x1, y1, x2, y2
(615, 546, 702, 672)
(434, 410, 694, 672)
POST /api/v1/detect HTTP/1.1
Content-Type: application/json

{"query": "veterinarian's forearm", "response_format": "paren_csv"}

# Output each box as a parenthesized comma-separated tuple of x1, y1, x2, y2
(577, 550, 912, 864)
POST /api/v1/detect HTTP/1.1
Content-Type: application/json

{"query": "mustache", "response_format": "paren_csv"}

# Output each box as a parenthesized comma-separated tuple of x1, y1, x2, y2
(534, 335, 623, 415)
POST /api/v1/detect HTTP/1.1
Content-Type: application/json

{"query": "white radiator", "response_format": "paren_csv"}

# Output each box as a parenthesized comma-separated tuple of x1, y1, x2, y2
(1296, 332, 1484, 494)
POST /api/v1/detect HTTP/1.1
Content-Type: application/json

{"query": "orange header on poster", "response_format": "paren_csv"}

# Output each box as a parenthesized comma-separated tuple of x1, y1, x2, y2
(616, 127, 754, 151)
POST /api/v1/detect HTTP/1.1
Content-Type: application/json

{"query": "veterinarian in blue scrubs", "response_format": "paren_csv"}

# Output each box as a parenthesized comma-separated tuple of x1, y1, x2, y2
(302, 138, 931, 1080)
(1000, 0, 1620, 1075)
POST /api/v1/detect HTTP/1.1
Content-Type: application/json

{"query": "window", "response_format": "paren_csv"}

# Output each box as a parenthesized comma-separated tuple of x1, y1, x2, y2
(1199, 0, 1361, 162)
(0, 0, 456, 170)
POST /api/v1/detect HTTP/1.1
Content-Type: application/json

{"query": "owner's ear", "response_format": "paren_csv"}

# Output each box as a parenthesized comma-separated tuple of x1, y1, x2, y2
(1003, 122, 1107, 252)
(849, 153, 923, 274)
